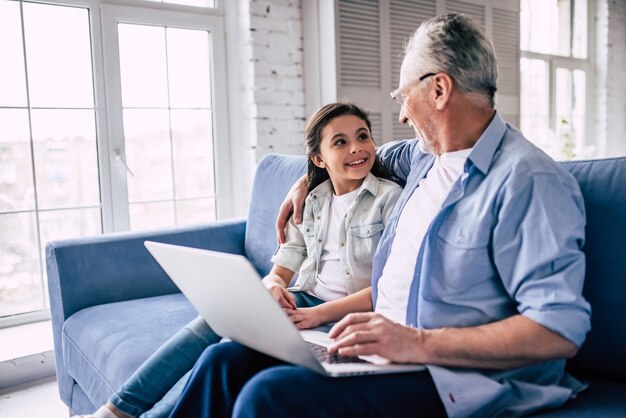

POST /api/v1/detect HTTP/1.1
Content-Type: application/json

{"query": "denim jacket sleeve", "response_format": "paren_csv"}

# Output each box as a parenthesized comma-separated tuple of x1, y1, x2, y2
(493, 167, 591, 347)
(271, 215, 307, 274)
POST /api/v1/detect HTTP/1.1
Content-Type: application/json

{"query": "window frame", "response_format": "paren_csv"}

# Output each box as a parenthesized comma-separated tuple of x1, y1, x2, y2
(519, 0, 594, 157)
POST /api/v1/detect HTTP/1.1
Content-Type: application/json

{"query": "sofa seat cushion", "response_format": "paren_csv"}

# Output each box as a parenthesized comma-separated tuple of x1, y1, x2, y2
(62, 293, 196, 407)
(531, 375, 626, 417)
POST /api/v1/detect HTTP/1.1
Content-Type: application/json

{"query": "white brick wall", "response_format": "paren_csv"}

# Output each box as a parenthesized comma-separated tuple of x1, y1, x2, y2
(227, 0, 306, 216)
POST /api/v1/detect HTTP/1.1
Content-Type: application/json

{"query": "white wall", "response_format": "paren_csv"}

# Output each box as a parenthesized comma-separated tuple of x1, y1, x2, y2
(226, 0, 306, 217)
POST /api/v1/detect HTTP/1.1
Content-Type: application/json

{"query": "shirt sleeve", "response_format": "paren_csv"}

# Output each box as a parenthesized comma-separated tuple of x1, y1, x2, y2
(493, 168, 591, 348)
(377, 140, 417, 183)
(270, 214, 307, 274)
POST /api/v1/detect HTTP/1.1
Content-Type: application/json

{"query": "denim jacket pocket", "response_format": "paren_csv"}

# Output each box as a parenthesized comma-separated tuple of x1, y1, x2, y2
(431, 220, 493, 290)
(350, 222, 384, 263)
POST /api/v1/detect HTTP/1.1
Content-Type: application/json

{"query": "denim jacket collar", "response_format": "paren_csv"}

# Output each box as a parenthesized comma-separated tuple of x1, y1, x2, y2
(309, 172, 381, 199)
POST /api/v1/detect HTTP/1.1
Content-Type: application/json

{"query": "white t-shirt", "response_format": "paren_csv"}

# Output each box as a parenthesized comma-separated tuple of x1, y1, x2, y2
(309, 187, 360, 301)
(375, 148, 473, 323)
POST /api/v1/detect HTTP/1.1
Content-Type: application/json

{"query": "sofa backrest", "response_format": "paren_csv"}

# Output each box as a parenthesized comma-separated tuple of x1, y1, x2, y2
(561, 157, 626, 381)
(245, 154, 626, 381)
(245, 154, 307, 276)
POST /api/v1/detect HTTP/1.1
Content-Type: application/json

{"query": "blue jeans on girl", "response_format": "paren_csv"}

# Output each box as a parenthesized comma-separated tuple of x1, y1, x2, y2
(108, 291, 325, 418)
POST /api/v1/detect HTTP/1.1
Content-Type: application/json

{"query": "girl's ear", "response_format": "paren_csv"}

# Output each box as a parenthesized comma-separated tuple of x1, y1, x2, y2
(312, 154, 326, 168)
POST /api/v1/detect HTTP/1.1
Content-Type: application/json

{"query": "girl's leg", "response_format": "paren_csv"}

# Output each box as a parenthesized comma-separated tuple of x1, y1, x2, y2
(108, 315, 220, 417)
(289, 291, 325, 308)
(169, 341, 285, 418)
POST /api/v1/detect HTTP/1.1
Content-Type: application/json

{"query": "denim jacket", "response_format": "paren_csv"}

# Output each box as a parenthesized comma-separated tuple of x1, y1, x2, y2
(271, 173, 401, 295)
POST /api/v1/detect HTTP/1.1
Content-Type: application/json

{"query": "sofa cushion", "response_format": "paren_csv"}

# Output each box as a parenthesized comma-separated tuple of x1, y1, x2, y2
(560, 158, 626, 381)
(530, 375, 626, 417)
(245, 154, 306, 276)
(62, 293, 196, 407)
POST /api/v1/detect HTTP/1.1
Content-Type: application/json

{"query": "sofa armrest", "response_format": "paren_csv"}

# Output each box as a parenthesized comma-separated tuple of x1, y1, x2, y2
(46, 218, 246, 322)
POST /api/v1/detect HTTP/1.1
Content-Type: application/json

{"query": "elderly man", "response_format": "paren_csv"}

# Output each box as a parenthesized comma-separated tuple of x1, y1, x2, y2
(169, 13, 590, 418)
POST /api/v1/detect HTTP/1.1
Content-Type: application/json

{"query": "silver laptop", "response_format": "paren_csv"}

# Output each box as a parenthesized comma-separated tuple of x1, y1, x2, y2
(144, 241, 425, 377)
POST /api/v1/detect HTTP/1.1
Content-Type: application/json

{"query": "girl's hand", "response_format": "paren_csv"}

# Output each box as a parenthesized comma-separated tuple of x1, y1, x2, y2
(285, 307, 324, 329)
(263, 279, 297, 309)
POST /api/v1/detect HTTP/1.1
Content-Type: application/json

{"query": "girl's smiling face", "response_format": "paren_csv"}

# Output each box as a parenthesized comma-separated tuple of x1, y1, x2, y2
(312, 114, 376, 195)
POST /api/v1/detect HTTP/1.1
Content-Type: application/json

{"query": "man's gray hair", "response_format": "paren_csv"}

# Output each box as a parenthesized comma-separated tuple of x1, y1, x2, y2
(405, 13, 498, 107)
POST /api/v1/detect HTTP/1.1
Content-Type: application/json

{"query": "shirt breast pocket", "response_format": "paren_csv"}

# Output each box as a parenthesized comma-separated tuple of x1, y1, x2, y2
(431, 220, 493, 290)
(350, 222, 384, 263)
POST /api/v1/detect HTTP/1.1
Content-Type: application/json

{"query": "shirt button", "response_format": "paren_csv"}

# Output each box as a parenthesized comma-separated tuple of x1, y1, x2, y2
(316, 216, 320, 220)
(340, 243, 345, 247)
(317, 239, 322, 243)
(312, 194, 317, 199)
(306, 228, 310, 233)
(345, 271, 350, 275)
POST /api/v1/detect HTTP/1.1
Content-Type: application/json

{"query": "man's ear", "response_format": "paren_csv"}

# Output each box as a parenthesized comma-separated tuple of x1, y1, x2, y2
(312, 154, 325, 168)
(432, 73, 453, 110)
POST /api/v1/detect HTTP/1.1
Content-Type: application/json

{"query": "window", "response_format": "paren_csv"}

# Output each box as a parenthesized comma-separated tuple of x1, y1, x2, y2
(0, 0, 230, 325)
(520, 0, 592, 160)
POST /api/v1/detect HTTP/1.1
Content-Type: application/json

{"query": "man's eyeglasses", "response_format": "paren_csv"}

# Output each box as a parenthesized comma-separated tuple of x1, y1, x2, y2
(390, 72, 436, 106)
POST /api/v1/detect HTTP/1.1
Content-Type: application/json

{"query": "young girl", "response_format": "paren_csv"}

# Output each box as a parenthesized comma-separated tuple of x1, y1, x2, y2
(80, 102, 401, 418)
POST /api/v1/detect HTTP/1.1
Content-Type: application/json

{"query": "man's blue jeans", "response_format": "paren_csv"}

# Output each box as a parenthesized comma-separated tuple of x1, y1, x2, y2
(169, 341, 446, 418)
(109, 291, 325, 418)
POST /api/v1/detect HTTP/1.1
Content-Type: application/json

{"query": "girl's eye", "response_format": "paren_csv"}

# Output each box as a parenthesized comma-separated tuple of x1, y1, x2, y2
(335, 139, 346, 146)
(359, 133, 370, 141)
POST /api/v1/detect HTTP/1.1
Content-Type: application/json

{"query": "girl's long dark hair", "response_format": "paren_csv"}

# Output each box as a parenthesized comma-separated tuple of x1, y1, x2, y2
(305, 101, 392, 193)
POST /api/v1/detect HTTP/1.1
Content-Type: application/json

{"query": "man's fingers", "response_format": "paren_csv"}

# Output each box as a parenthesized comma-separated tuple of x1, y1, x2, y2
(275, 201, 293, 244)
(328, 312, 375, 338)
(328, 329, 378, 353)
(337, 342, 381, 357)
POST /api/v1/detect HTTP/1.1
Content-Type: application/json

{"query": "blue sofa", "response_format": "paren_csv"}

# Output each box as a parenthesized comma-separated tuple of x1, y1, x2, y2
(47, 154, 626, 416)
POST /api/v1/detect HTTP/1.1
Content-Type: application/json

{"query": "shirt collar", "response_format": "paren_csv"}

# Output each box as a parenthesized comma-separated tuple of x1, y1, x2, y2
(466, 111, 507, 175)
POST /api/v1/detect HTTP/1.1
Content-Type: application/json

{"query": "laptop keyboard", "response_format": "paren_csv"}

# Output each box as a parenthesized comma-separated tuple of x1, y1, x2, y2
(307, 342, 368, 364)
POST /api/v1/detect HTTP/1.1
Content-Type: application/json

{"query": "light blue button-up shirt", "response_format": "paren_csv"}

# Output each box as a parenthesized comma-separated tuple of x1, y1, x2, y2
(375, 113, 591, 417)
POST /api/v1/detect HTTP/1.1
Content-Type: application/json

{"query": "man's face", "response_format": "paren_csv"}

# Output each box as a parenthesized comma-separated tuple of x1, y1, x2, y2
(397, 50, 438, 154)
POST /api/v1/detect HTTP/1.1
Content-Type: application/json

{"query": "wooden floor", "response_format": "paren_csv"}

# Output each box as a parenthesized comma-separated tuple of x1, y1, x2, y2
(0, 376, 69, 418)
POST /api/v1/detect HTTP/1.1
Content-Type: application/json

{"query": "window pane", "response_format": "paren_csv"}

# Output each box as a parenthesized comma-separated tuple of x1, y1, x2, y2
(167, 28, 212, 108)
(520, 0, 586, 58)
(23, 3, 94, 107)
(39, 208, 102, 247)
(520, 58, 551, 149)
(175, 198, 215, 226)
(129, 201, 174, 231)
(31, 109, 100, 209)
(0, 0, 27, 107)
(0, 109, 35, 213)
(171, 110, 214, 199)
(118, 24, 168, 108)
(0, 212, 42, 317)
(556, 68, 586, 159)
(123, 109, 173, 203)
